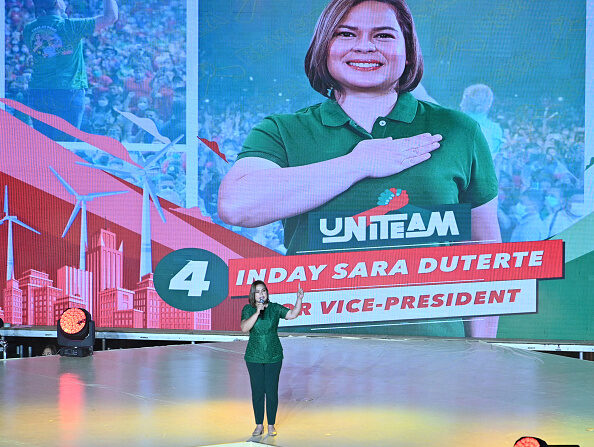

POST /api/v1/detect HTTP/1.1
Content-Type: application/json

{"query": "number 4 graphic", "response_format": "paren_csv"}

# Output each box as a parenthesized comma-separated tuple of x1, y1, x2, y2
(169, 261, 211, 297)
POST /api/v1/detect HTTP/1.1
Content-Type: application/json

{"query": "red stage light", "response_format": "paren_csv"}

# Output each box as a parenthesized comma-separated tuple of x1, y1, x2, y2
(57, 308, 95, 356)
(59, 308, 88, 336)
(515, 437, 547, 447)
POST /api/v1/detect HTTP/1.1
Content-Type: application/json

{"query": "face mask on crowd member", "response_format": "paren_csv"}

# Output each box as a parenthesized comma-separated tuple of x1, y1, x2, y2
(517, 189, 543, 219)
(545, 195, 560, 209)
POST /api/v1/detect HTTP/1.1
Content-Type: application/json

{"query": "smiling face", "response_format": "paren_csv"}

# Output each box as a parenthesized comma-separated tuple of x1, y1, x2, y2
(327, 1, 406, 96)
(254, 284, 268, 303)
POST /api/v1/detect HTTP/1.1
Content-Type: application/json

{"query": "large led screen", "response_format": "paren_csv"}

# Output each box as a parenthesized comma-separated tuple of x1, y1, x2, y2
(1, 0, 592, 342)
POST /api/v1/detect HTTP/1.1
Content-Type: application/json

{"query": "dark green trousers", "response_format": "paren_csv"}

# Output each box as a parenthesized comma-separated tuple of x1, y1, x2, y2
(246, 361, 282, 425)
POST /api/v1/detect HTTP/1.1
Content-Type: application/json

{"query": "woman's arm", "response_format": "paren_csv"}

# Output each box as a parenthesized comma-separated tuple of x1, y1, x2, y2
(467, 197, 501, 338)
(218, 134, 441, 227)
(94, 0, 118, 33)
(219, 156, 363, 227)
(240, 303, 264, 333)
(285, 285, 304, 320)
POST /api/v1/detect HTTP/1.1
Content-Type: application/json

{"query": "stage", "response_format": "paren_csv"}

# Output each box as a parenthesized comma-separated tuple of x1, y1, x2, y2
(0, 336, 592, 447)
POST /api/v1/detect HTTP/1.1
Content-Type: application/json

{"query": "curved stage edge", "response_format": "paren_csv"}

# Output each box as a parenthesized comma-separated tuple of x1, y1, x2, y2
(1, 337, 593, 447)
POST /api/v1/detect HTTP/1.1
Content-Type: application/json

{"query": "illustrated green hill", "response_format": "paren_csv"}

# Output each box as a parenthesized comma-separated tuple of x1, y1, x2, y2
(498, 212, 594, 341)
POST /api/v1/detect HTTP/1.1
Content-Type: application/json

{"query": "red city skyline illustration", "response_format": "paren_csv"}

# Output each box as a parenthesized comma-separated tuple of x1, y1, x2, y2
(1, 228, 211, 330)
(0, 107, 278, 331)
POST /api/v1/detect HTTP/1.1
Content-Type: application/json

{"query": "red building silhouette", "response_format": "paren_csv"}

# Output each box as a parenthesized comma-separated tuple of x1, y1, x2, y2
(194, 309, 211, 330)
(160, 301, 193, 330)
(17, 269, 52, 325)
(54, 295, 86, 324)
(98, 287, 134, 327)
(2, 278, 23, 324)
(133, 273, 161, 329)
(114, 309, 144, 328)
(86, 229, 123, 319)
(56, 266, 92, 311)
(132, 273, 212, 330)
(33, 285, 60, 325)
(0, 224, 213, 330)
(9, 266, 91, 326)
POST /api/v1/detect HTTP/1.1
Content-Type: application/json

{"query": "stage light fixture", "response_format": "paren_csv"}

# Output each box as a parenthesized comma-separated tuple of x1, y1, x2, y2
(57, 308, 95, 357)
(514, 437, 578, 447)
(514, 437, 547, 447)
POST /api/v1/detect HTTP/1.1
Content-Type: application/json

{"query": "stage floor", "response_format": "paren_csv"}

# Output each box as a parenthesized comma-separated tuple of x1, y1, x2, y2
(1, 336, 593, 447)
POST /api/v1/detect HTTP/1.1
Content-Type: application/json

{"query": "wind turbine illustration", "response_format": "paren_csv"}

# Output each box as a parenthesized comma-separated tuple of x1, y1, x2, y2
(0, 185, 41, 281)
(49, 166, 128, 270)
(76, 134, 183, 279)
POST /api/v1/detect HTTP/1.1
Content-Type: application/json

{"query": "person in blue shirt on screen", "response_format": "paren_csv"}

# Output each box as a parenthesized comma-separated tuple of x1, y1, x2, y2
(510, 189, 547, 242)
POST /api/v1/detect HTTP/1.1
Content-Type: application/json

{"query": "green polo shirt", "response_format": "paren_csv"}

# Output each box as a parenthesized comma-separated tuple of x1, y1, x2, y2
(242, 302, 290, 363)
(238, 93, 498, 338)
(239, 92, 498, 256)
(23, 15, 96, 89)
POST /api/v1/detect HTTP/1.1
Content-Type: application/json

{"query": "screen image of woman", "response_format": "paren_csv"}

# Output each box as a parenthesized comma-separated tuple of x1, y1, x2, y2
(240, 281, 304, 437)
(219, 0, 501, 338)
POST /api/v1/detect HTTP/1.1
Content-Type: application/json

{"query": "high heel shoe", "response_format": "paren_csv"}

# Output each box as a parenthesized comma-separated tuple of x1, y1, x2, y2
(252, 426, 264, 436)
(267, 425, 277, 436)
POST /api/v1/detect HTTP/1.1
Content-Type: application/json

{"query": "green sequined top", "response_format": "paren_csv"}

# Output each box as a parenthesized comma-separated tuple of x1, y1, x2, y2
(242, 302, 290, 363)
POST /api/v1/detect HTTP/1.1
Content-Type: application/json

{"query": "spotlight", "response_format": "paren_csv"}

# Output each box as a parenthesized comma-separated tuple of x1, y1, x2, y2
(57, 308, 95, 357)
(514, 437, 579, 447)
(514, 438, 548, 447)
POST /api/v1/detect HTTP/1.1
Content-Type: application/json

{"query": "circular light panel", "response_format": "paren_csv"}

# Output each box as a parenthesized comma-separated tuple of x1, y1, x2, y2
(514, 437, 546, 447)
(60, 308, 88, 335)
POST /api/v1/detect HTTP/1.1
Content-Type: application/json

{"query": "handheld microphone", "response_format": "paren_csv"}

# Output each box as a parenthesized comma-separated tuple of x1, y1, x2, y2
(259, 298, 266, 317)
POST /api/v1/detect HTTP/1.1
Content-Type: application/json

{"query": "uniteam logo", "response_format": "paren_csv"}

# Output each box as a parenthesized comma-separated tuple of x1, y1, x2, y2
(319, 188, 460, 244)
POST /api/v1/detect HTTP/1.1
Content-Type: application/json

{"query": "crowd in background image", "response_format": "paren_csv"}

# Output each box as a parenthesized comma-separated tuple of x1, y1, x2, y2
(5, 0, 188, 211)
(5, 0, 187, 143)
(196, 100, 292, 254)
(490, 96, 585, 242)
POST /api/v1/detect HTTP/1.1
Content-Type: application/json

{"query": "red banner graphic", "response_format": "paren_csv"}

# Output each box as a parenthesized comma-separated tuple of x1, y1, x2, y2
(0, 98, 140, 167)
(228, 240, 564, 296)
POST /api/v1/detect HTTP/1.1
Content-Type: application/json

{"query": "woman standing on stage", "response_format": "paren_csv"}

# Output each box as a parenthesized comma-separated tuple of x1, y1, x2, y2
(240, 280, 304, 437)
(220, 0, 501, 337)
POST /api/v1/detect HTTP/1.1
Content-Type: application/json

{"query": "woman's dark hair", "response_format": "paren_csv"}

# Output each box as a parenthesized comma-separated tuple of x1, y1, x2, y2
(305, 0, 423, 98)
(248, 280, 268, 308)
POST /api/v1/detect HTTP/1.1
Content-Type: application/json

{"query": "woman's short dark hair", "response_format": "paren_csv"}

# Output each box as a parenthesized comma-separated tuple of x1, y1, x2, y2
(305, 0, 423, 97)
(248, 280, 268, 308)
